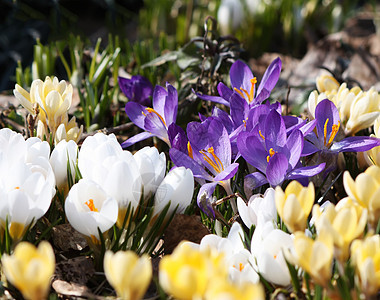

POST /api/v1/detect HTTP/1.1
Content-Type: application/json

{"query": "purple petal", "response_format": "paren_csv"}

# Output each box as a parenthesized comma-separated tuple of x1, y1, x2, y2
(168, 123, 187, 152)
(217, 82, 233, 101)
(286, 162, 326, 180)
(119, 75, 153, 106)
(246, 103, 272, 131)
(212, 107, 234, 134)
(208, 119, 232, 167)
(125, 102, 147, 130)
(244, 172, 268, 192)
(144, 113, 169, 144)
(169, 148, 213, 181)
(286, 129, 303, 168)
(266, 153, 288, 187)
(121, 132, 152, 148)
(253, 88, 270, 105)
(118, 76, 133, 99)
(230, 92, 249, 128)
(330, 136, 380, 153)
(213, 163, 239, 181)
(230, 60, 254, 94)
(315, 99, 340, 140)
(187, 121, 210, 151)
(302, 139, 320, 156)
(264, 110, 287, 149)
(194, 90, 230, 107)
(164, 83, 178, 125)
(256, 57, 282, 99)
(197, 182, 218, 218)
(152, 85, 167, 117)
(237, 132, 268, 173)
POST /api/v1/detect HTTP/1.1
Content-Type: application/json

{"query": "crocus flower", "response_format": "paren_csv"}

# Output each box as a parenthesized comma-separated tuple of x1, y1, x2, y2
(2, 241, 55, 300)
(303, 99, 380, 156)
(78, 133, 142, 226)
(312, 198, 367, 261)
(196, 58, 282, 108)
(351, 234, 380, 297)
(0, 130, 55, 241)
(343, 165, 380, 228)
(159, 242, 227, 300)
(53, 114, 83, 145)
(104, 250, 152, 300)
(275, 181, 315, 233)
(118, 75, 153, 106)
(205, 279, 265, 300)
(153, 167, 194, 218)
(251, 226, 293, 286)
(169, 118, 239, 215)
(133, 146, 166, 201)
(122, 83, 178, 148)
(197, 223, 259, 285)
(50, 139, 78, 194)
(285, 231, 334, 287)
(14, 76, 75, 142)
(363, 117, 380, 166)
(65, 178, 118, 244)
(237, 188, 277, 230)
(237, 109, 325, 188)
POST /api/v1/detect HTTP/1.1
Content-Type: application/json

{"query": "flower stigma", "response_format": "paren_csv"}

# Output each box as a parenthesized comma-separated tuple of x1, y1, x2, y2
(85, 199, 99, 212)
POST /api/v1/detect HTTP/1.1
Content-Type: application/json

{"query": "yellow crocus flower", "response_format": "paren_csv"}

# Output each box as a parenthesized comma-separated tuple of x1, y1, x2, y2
(286, 231, 334, 287)
(104, 250, 152, 300)
(351, 234, 380, 297)
(343, 166, 380, 228)
(1, 241, 55, 300)
(275, 181, 314, 233)
(313, 198, 367, 261)
(205, 278, 265, 300)
(364, 117, 380, 166)
(159, 242, 227, 300)
(316, 74, 340, 93)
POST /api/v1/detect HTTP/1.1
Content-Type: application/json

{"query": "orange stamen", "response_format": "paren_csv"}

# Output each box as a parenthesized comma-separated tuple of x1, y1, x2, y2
(187, 141, 193, 159)
(266, 148, 276, 163)
(323, 118, 340, 147)
(234, 87, 245, 99)
(259, 130, 265, 141)
(327, 121, 340, 146)
(14, 187, 20, 190)
(239, 263, 244, 271)
(85, 199, 99, 212)
(145, 108, 166, 126)
(200, 147, 224, 173)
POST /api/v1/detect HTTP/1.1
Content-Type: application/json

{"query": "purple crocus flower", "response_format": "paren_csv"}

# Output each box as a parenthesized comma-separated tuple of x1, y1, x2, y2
(237, 109, 325, 189)
(196, 57, 282, 107)
(122, 83, 177, 148)
(118, 75, 153, 106)
(302, 99, 380, 156)
(169, 118, 239, 216)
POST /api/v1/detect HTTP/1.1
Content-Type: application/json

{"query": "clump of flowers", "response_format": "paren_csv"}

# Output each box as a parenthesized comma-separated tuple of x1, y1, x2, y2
(14, 76, 83, 145)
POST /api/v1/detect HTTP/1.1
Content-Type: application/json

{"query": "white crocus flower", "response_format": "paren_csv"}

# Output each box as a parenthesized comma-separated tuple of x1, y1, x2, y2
(251, 224, 293, 286)
(134, 146, 166, 201)
(197, 222, 259, 284)
(0, 129, 55, 241)
(0, 161, 55, 240)
(50, 140, 78, 193)
(237, 188, 277, 229)
(78, 133, 142, 227)
(65, 178, 118, 243)
(153, 167, 194, 217)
